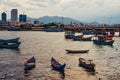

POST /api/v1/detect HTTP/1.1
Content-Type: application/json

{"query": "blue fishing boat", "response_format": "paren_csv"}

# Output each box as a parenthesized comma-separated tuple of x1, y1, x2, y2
(0, 37, 20, 43)
(0, 42, 21, 49)
(51, 57, 66, 71)
(51, 57, 66, 79)
(93, 40, 114, 46)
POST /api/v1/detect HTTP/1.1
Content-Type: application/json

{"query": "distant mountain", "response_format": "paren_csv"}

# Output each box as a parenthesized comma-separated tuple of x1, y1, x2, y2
(27, 16, 87, 24)
(89, 22, 99, 25)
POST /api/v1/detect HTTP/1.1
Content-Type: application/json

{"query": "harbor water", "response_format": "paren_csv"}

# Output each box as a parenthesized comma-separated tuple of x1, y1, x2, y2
(0, 31, 120, 80)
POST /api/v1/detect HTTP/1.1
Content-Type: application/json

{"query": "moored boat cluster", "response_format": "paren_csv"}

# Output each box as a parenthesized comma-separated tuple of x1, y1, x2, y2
(64, 31, 114, 46)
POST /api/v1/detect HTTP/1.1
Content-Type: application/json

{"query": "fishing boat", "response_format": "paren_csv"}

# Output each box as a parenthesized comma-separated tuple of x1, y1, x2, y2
(64, 31, 75, 39)
(8, 26, 21, 31)
(27, 56, 36, 63)
(66, 49, 89, 53)
(79, 58, 95, 72)
(24, 56, 36, 64)
(81, 36, 92, 41)
(51, 57, 66, 71)
(51, 57, 66, 79)
(24, 57, 36, 72)
(0, 37, 20, 43)
(72, 34, 84, 41)
(24, 63, 35, 71)
(97, 34, 113, 41)
(93, 40, 114, 46)
(0, 42, 21, 49)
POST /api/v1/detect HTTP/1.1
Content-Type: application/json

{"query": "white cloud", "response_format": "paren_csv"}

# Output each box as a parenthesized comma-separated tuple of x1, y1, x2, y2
(0, 0, 120, 23)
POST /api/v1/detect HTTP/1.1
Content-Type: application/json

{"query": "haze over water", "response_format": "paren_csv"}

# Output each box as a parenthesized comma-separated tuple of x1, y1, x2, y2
(0, 31, 120, 80)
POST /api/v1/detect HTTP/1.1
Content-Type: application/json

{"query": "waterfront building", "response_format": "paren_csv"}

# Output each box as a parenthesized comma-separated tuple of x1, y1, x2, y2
(11, 9, 18, 22)
(1, 12, 7, 22)
(19, 14, 27, 22)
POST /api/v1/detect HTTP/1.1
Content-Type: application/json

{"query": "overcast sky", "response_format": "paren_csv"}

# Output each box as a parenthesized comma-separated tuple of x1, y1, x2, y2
(0, 0, 120, 24)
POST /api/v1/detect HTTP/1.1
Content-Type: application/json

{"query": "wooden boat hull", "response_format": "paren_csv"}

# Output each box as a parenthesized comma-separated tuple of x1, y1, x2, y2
(0, 37, 20, 43)
(51, 57, 65, 79)
(0, 42, 21, 49)
(24, 63, 35, 70)
(66, 49, 89, 53)
(51, 57, 66, 71)
(79, 58, 95, 71)
(24, 57, 36, 73)
(93, 40, 114, 45)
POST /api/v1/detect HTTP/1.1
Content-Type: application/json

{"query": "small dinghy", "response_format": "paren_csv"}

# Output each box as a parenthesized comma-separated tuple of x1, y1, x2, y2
(79, 58, 95, 72)
(24, 57, 36, 73)
(51, 57, 66, 79)
(66, 49, 89, 53)
(51, 57, 66, 71)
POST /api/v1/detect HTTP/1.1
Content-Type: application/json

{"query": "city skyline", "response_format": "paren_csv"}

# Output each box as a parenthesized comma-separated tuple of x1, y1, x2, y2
(0, 0, 120, 24)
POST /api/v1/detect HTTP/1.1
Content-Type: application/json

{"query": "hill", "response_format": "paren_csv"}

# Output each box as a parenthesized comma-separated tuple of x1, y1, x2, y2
(27, 16, 87, 24)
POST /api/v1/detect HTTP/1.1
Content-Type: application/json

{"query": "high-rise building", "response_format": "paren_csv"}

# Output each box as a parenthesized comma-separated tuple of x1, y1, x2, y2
(19, 14, 27, 22)
(1, 12, 7, 22)
(11, 9, 18, 22)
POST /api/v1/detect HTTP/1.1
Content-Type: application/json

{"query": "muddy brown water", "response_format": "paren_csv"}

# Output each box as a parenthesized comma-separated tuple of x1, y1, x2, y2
(0, 31, 120, 80)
